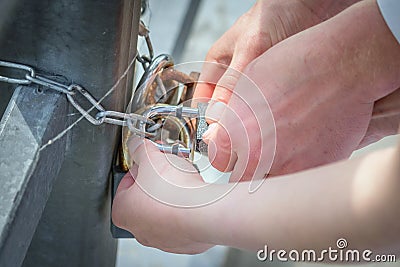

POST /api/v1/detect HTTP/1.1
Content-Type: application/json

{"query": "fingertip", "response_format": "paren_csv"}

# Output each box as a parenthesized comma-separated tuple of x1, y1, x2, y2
(116, 172, 135, 194)
(128, 137, 160, 165)
(128, 136, 145, 154)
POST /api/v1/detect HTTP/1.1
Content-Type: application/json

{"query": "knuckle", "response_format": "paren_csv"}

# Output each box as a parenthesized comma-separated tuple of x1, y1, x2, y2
(206, 44, 220, 60)
(206, 46, 231, 66)
(243, 31, 271, 56)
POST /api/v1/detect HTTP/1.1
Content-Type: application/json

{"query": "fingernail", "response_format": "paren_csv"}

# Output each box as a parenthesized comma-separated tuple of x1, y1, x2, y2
(207, 138, 217, 163)
(202, 122, 218, 141)
(206, 101, 226, 122)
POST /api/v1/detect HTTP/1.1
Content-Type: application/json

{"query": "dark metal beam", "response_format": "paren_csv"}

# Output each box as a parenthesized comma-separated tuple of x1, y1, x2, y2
(22, 1, 141, 266)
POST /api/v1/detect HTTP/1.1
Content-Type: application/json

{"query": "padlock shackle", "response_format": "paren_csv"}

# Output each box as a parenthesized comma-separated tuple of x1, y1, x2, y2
(132, 54, 174, 110)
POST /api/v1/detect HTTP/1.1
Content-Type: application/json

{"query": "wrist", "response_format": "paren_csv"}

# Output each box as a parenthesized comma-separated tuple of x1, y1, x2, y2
(176, 185, 232, 245)
(353, 147, 400, 248)
(178, 183, 248, 247)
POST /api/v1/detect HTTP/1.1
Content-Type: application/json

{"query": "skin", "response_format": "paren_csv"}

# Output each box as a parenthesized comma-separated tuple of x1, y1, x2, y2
(193, 0, 361, 106)
(112, 0, 400, 255)
(193, 0, 399, 176)
(113, 134, 400, 254)
(361, 88, 400, 147)
(203, 0, 400, 177)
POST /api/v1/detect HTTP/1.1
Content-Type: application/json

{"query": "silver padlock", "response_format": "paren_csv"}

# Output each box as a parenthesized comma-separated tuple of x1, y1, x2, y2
(121, 54, 207, 170)
(135, 103, 208, 157)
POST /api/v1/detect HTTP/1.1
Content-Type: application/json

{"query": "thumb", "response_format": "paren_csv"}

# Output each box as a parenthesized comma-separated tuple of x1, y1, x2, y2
(128, 136, 161, 165)
(203, 122, 237, 173)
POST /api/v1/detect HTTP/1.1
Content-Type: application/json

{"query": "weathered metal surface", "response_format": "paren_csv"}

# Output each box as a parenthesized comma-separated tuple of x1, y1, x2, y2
(0, 86, 67, 267)
(22, 1, 141, 266)
(0, 0, 204, 264)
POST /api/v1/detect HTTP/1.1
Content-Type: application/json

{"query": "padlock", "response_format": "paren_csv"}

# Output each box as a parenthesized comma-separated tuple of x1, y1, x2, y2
(130, 103, 208, 158)
(121, 54, 203, 171)
(111, 54, 208, 238)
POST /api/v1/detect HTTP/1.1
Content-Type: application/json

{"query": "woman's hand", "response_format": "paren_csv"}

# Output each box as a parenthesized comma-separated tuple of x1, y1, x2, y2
(112, 138, 213, 254)
(112, 131, 400, 254)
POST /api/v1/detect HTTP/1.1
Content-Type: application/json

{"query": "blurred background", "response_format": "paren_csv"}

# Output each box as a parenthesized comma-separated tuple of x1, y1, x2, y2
(116, 0, 399, 267)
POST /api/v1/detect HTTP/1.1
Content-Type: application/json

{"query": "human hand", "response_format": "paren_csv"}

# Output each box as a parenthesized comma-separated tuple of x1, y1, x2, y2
(203, 0, 400, 178)
(360, 88, 400, 147)
(193, 0, 359, 115)
(112, 138, 213, 254)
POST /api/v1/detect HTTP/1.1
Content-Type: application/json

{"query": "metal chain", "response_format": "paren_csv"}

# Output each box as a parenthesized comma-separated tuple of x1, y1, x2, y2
(0, 21, 160, 135)
(137, 20, 154, 69)
(0, 21, 206, 158)
(0, 60, 156, 133)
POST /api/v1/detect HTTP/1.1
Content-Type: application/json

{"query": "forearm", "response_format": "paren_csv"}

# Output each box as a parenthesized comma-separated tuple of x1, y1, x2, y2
(300, 0, 362, 20)
(181, 0, 400, 252)
(186, 143, 400, 252)
(315, 0, 400, 100)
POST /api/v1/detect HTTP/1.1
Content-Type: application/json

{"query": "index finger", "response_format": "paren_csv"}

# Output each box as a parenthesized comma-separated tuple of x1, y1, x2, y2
(192, 61, 229, 106)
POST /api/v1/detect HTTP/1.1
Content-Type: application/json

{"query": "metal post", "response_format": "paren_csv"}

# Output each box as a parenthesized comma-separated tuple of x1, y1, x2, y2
(0, 0, 141, 266)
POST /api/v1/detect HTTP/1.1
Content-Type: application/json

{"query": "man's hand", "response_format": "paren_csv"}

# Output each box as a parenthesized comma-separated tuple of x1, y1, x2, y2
(203, 0, 400, 178)
(193, 0, 359, 117)
(112, 138, 213, 254)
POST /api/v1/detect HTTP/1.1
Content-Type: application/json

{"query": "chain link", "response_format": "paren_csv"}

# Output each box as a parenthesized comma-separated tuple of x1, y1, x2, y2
(137, 20, 154, 69)
(26, 74, 74, 95)
(0, 59, 155, 133)
(0, 61, 35, 85)
(0, 21, 205, 159)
